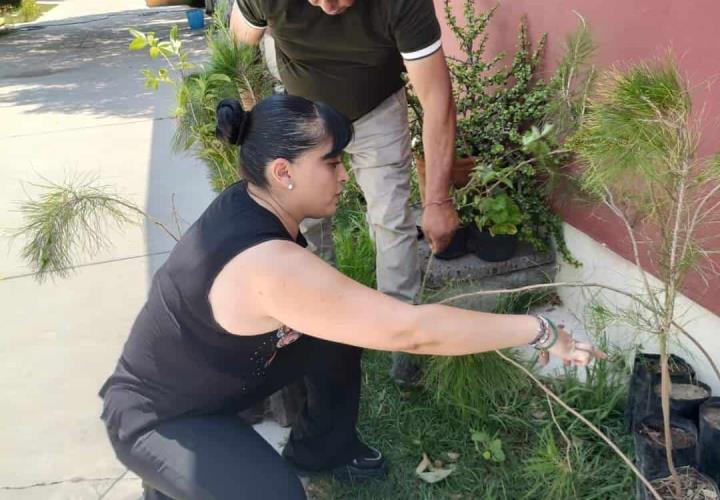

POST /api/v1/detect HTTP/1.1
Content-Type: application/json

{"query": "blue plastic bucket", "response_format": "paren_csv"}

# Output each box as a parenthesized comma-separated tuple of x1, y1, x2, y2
(186, 9, 205, 30)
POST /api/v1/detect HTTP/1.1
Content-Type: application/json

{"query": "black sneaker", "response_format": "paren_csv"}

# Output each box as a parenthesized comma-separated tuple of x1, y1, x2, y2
(330, 442, 387, 482)
(284, 441, 387, 482)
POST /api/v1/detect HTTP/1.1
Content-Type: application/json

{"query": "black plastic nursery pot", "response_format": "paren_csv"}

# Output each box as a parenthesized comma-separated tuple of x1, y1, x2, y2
(625, 353, 697, 432)
(634, 414, 698, 483)
(470, 227, 518, 262)
(700, 398, 720, 484)
(648, 466, 720, 500)
(650, 376, 712, 422)
(434, 225, 473, 260)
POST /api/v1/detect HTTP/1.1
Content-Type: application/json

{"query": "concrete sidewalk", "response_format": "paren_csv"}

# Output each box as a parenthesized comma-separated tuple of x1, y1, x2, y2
(0, 2, 287, 498)
(37, 0, 147, 23)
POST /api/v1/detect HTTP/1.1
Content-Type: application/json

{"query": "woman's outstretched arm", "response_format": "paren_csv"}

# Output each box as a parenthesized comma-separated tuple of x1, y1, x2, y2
(213, 240, 598, 364)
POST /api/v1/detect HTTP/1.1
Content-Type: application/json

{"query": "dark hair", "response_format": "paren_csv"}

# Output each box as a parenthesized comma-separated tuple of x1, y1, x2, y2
(215, 95, 353, 188)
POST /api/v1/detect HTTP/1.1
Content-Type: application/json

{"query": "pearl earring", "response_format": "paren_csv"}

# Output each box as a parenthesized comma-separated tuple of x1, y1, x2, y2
(288, 182, 294, 190)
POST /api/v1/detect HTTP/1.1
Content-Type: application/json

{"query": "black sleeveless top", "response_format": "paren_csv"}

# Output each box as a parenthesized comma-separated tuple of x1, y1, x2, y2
(99, 182, 307, 442)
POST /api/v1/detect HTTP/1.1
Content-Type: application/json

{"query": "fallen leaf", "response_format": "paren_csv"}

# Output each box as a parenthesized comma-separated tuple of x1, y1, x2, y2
(417, 468, 455, 484)
(415, 453, 455, 484)
(415, 453, 431, 474)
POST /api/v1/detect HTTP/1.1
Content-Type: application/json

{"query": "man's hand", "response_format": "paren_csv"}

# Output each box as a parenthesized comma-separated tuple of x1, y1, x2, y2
(422, 202, 459, 253)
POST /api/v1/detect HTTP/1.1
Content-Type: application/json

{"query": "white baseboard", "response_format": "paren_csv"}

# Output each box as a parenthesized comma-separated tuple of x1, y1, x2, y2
(556, 223, 720, 394)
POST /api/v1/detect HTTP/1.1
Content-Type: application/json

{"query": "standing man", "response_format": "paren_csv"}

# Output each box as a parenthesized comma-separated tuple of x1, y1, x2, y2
(230, 0, 458, 383)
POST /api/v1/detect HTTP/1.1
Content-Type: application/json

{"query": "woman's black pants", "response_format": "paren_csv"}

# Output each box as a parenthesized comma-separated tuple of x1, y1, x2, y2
(109, 336, 363, 500)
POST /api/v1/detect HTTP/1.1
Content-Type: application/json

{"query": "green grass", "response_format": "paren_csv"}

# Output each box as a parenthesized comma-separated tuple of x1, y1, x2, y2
(307, 346, 633, 499)
(318, 189, 635, 498)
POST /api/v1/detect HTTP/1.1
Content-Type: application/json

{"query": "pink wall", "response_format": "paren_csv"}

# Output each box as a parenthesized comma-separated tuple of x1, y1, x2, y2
(437, 0, 720, 314)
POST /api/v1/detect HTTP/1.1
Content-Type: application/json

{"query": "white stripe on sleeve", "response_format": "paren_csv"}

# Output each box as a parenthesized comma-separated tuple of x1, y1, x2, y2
(401, 39, 442, 61)
(239, 9, 266, 30)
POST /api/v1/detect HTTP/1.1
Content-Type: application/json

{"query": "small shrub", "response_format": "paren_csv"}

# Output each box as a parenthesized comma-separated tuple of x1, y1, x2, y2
(19, 0, 39, 22)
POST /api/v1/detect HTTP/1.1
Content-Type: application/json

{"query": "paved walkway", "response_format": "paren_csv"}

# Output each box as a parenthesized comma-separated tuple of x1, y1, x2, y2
(0, 2, 288, 498)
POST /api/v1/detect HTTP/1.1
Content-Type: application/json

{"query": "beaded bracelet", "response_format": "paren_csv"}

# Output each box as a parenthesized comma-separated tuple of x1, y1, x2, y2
(530, 315, 559, 350)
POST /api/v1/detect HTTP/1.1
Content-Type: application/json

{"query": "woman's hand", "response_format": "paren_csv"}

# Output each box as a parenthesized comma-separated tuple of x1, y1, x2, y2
(540, 325, 607, 367)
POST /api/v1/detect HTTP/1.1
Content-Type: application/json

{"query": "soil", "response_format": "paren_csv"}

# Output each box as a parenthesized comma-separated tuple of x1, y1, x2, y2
(652, 467, 719, 499)
(654, 383, 710, 400)
(703, 407, 720, 428)
(640, 423, 695, 449)
(644, 358, 694, 377)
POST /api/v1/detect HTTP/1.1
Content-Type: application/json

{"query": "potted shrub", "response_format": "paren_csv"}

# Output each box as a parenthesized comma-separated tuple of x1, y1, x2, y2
(470, 192, 523, 262)
(409, 0, 583, 265)
(446, 162, 523, 262)
(571, 56, 720, 498)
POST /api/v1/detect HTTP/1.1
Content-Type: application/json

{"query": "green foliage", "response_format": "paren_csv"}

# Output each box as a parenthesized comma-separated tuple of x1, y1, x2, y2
(470, 429, 506, 463)
(334, 213, 376, 289)
(521, 337, 633, 500)
(129, 25, 191, 90)
(18, 0, 38, 22)
(409, 0, 585, 265)
(472, 193, 523, 236)
(333, 166, 376, 288)
(571, 59, 691, 201)
(444, 2, 549, 161)
(422, 291, 551, 421)
(521, 426, 577, 499)
(12, 176, 138, 281)
(424, 349, 531, 421)
(452, 125, 557, 236)
(544, 13, 597, 141)
(571, 56, 720, 298)
(129, 11, 274, 192)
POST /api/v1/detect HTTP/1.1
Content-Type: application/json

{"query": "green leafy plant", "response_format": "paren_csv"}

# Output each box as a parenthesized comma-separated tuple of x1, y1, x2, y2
(129, 25, 190, 90)
(473, 193, 523, 236)
(18, 0, 38, 22)
(470, 429, 506, 463)
(129, 9, 274, 191)
(452, 125, 557, 236)
(461, 191, 522, 236)
(570, 55, 720, 496)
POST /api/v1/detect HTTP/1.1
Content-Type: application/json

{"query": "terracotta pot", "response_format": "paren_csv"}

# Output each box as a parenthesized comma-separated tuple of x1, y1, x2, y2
(415, 155, 475, 202)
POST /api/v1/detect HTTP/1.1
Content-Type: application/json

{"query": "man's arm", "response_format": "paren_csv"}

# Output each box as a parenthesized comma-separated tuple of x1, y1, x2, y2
(229, 1, 265, 45)
(405, 49, 459, 252)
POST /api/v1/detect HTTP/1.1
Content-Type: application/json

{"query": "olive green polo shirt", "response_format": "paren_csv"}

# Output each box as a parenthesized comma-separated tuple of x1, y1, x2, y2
(236, 0, 442, 120)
